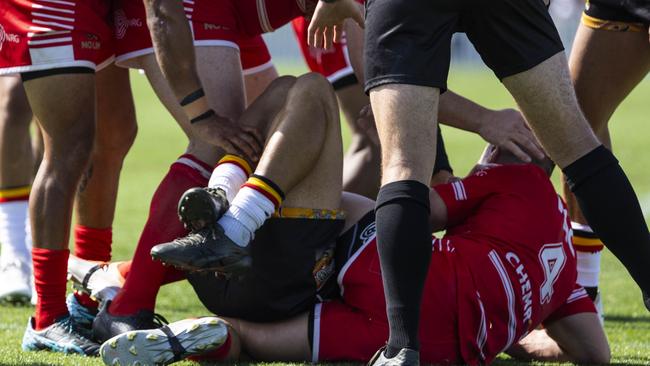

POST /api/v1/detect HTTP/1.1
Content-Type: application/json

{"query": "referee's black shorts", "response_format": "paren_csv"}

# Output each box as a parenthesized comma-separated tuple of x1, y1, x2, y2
(364, 0, 564, 93)
(187, 208, 344, 322)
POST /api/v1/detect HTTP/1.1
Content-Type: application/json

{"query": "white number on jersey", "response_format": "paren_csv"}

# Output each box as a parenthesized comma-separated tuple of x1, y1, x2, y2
(538, 243, 566, 304)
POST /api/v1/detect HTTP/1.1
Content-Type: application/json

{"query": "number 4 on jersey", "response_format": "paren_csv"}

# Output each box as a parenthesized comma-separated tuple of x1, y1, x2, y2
(539, 243, 566, 304)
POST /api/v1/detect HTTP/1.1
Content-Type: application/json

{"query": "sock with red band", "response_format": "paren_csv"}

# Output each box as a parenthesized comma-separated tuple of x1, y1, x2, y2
(209, 155, 252, 203)
(217, 174, 284, 247)
(32, 248, 69, 330)
(109, 155, 209, 316)
(0, 186, 31, 267)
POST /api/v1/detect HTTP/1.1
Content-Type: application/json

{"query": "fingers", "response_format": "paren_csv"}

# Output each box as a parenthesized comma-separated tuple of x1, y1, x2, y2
(502, 141, 532, 163)
(323, 26, 333, 49)
(242, 126, 264, 148)
(333, 24, 343, 44)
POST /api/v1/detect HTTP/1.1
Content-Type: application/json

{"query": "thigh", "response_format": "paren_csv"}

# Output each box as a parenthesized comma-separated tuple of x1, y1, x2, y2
(23, 73, 96, 149)
(95, 64, 137, 149)
(364, 0, 457, 92)
(569, 23, 650, 133)
(463, 0, 564, 79)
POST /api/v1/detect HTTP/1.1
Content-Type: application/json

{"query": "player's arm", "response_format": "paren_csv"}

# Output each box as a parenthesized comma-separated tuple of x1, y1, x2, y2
(437, 91, 545, 163)
(142, 0, 263, 161)
(507, 313, 610, 364)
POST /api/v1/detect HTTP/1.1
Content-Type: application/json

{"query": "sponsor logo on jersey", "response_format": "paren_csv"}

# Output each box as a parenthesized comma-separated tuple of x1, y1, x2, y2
(359, 221, 376, 244)
(0, 24, 20, 52)
(204, 23, 230, 31)
(114, 9, 143, 40)
(81, 34, 100, 50)
(506, 252, 533, 326)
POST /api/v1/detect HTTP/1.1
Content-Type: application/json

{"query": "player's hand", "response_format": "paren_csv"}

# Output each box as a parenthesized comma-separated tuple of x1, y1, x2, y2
(308, 0, 364, 49)
(477, 108, 545, 163)
(192, 115, 264, 163)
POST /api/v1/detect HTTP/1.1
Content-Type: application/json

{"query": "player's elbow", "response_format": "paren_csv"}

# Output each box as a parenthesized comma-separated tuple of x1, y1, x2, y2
(574, 342, 610, 364)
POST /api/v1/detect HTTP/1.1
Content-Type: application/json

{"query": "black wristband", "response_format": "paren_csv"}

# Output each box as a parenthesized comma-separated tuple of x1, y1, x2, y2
(320, 0, 338, 3)
(180, 88, 205, 106)
(190, 109, 216, 124)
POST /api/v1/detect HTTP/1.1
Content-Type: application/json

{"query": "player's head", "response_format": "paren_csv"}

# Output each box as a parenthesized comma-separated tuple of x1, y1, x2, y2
(477, 144, 555, 176)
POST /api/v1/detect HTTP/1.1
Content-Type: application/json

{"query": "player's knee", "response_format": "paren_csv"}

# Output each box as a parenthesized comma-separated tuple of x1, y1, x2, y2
(296, 72, 331, 93)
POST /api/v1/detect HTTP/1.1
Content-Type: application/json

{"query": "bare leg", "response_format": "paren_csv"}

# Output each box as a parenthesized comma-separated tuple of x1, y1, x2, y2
(337, 82, 380, 199)
(0, 76, 34, 302)
(23, 72, 96, 335)
(254, 73, 343, 209)
(563, 24, 650, 223)
(73, 65, 137, 262)
(371, 84, 438, 355)
(503, 52, 650, 296)
(244, 65, 279, 105)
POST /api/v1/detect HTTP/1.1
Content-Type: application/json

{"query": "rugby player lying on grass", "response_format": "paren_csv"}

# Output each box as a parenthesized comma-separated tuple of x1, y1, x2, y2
(75, 72, 608, 364)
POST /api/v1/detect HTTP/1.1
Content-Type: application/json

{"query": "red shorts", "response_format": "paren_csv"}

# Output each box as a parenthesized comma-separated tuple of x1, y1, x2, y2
(113, 0, 272, 73)
(0, 0, 114, 75)
(313, 237, 462, 364)
(291, 16, 355, 87)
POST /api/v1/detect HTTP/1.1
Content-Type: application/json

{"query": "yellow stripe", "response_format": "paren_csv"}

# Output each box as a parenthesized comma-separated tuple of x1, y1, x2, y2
(273, 207, 345, 220)
(572, 236, 604, 247)
(0, 186, 31, 199)
(247, 177, 283, 205)
(219, 155, 252, 176)
(581, 13, 645, 32)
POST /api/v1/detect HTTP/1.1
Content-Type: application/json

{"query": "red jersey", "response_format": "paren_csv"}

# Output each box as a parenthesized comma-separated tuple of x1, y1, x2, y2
(314, 165, 595, 365)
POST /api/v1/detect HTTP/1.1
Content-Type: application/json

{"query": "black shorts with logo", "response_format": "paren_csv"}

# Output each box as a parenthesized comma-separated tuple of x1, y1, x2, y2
(584, 0, 650, 27)
(187, 211, 344, 322)
(364, 0, 564, 92)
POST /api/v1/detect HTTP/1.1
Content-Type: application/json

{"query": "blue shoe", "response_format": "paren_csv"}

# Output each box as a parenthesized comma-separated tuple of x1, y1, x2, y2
(66, 293, 98, 329)
(22, 315, 99, 355)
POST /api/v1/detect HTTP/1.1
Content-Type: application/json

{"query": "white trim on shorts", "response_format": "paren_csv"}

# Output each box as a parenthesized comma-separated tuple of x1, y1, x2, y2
(326, 65, 355, 84)
(242, 59, 274, 76)
(115, 40, 240, 69)
(312, 302, 322, 363)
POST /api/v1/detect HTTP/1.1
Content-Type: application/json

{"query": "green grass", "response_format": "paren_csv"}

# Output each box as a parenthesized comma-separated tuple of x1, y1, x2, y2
(1, 64, 649, 365)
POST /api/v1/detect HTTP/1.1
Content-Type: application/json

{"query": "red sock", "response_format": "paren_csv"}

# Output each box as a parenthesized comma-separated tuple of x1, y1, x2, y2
(32, 248, 70, 330)
(116, 260, 186, 286)
(74, 225, 112, 262)
(188, 333, 232, 361)
(73, 225, 112, 308)
(109, 155, 210, 315)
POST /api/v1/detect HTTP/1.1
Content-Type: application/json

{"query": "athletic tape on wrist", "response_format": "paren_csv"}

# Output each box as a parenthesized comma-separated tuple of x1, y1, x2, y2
(180, 88, 206, 106)
(190, 109, 216, 124)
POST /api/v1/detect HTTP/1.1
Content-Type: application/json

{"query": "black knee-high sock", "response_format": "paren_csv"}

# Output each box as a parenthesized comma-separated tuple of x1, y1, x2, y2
(564, 145, 650, 294)
(375, 180, 431, 357)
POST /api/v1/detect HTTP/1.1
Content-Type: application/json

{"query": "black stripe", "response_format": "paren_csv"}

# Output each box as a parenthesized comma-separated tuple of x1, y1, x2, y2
(251, 174, 286, 200)
(573, 229, 600, 239)
(160, 325, 186, 362)
(180, 88, 205, 106)
(21, 67, 94, 82)
(190, 109, 216, 124)
(331, 73, 358, 90)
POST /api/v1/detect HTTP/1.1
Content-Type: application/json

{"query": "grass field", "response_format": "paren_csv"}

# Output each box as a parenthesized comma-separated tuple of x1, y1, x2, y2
(0, 63, 649, 365)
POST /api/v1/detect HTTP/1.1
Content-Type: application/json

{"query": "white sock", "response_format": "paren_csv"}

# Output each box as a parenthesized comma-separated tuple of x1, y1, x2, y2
(576, 251, 601, 288)
(571, 222, 602, 288)
(208, 158, 250, 203)
(0, 200, 32, 267)
(218, 187, 276, 247)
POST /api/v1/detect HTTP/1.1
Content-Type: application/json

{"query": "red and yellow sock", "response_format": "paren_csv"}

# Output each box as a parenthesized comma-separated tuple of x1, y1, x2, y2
(572, 222, 603, 290)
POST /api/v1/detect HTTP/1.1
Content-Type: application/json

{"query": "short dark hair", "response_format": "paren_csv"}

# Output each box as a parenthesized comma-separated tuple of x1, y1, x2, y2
(480, 144, 555, 176)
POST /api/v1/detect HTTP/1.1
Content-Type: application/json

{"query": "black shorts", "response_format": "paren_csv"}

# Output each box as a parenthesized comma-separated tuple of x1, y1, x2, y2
(364, 0, 564, 92)
(583, 0, 649, 30)
(187, 210, 344, 322)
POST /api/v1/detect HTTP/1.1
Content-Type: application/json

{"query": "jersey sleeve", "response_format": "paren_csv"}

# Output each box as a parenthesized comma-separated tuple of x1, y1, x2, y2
(543, 285, 597, 325)
(433, 169, 502, 226)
